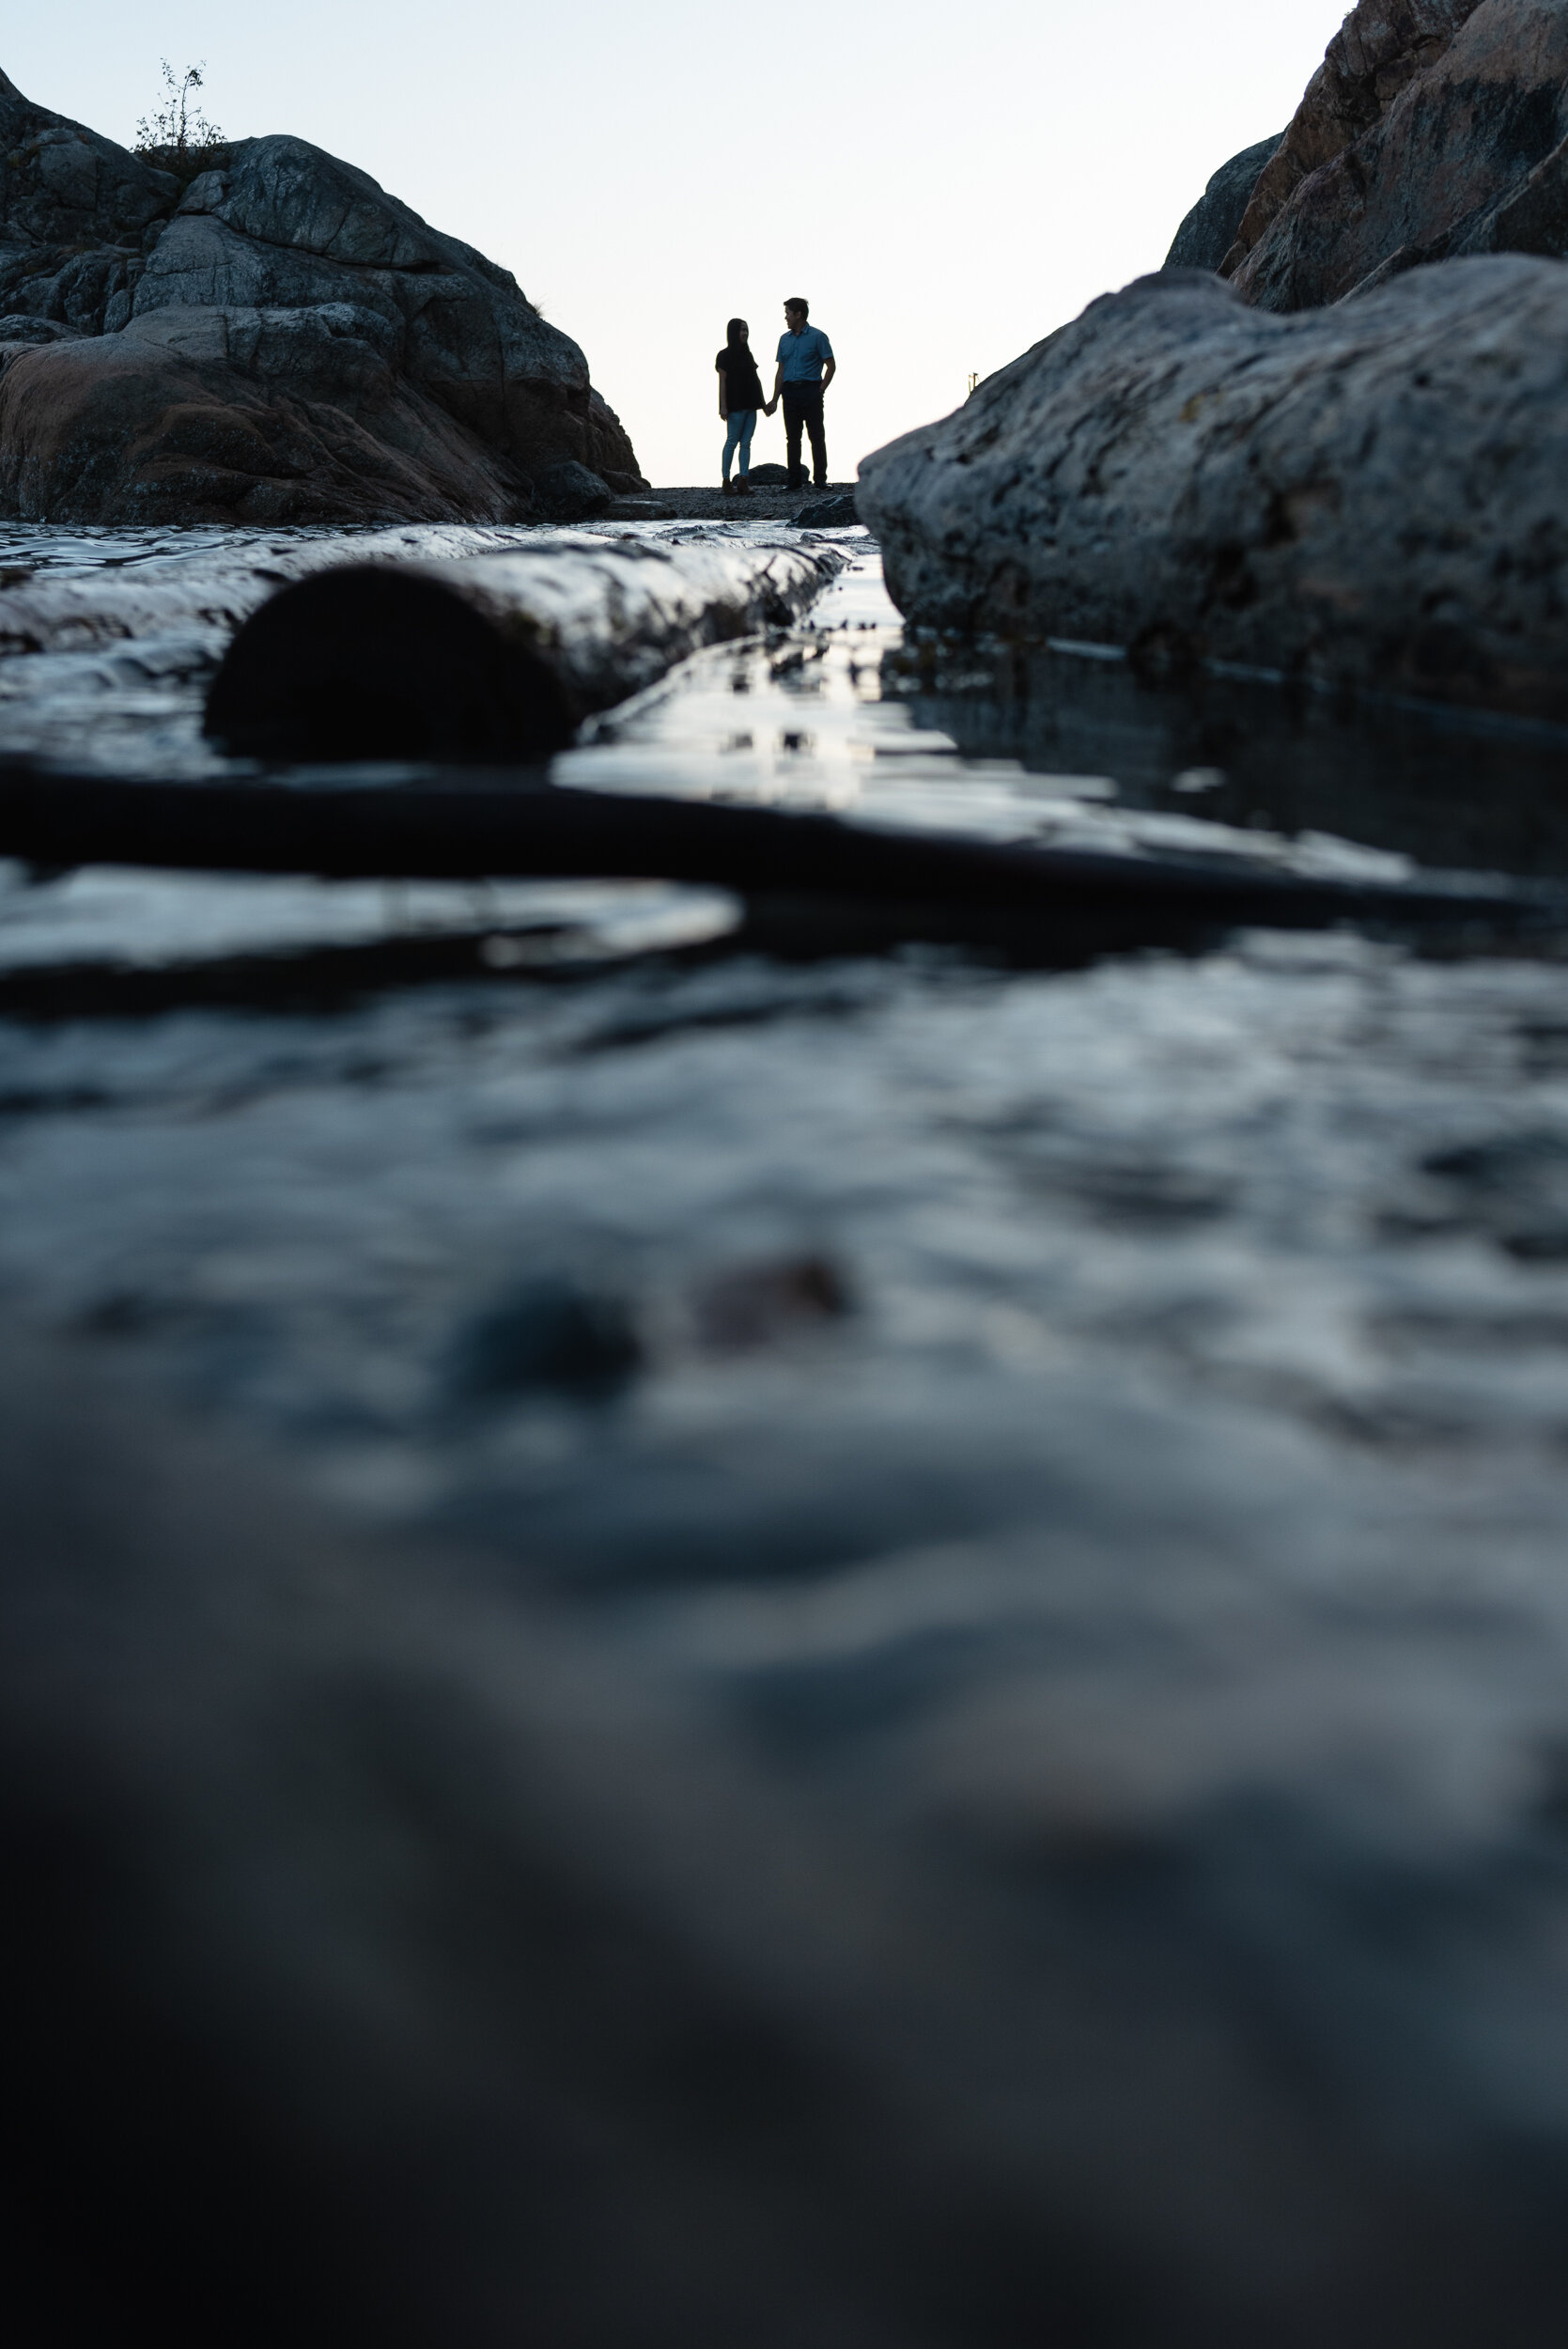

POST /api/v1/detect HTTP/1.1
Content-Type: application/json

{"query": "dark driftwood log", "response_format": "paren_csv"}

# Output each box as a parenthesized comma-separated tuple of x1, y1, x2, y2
(0, 758, 1560, 956)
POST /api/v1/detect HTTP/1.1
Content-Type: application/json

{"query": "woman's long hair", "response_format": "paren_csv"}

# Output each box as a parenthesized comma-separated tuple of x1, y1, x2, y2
(725, 318, 753, 361)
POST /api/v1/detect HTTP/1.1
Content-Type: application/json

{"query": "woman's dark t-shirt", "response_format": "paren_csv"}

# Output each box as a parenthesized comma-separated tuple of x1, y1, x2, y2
(717, 346, 765, 410)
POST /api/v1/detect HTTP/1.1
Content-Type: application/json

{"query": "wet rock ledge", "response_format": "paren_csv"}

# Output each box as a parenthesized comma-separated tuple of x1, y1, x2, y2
(0, 67, 643, 524)
(861, 0, 1568, 718)
(0, 522, 847, 766)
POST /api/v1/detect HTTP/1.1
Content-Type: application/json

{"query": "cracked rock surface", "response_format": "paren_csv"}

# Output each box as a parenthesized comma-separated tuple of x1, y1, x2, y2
(1199, 0, 1568, 312)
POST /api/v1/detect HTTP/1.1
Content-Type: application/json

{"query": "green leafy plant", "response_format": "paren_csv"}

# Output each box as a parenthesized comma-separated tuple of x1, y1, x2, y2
(134, 60, 229, 184)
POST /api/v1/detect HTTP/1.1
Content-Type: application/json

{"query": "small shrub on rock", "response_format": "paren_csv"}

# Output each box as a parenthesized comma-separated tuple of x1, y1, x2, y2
(134, 60, 228, 187)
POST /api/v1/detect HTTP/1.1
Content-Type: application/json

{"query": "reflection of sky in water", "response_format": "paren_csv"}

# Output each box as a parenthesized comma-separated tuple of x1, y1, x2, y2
(559, 552, 1415, 883)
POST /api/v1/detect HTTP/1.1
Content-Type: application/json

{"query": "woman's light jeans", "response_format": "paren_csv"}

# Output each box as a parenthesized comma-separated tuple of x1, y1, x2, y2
(722, 408, 757, 481)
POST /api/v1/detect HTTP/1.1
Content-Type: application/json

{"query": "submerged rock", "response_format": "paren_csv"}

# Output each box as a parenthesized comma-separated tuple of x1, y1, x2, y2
(450, 1273, 643, 1399)
(1162, 134, 1282, 273)
(1223, 0, 1568, 307)
(0, 72, 640, 522)
(857, 258, 1568, 717)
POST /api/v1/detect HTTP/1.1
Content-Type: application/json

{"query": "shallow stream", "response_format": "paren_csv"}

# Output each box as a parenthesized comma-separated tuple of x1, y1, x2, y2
(6, 523, 1568, 1623)
(8, 524, 1568, 2181)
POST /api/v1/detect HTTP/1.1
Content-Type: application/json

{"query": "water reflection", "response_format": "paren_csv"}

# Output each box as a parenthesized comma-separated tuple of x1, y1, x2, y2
(556, 541, 1568, 892)
(890, 633, 1568, 880)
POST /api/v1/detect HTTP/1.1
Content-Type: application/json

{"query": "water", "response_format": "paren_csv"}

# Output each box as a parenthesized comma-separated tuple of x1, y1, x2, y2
(9, 521, 1568, 2308)
(5, 521, 1568, 1638)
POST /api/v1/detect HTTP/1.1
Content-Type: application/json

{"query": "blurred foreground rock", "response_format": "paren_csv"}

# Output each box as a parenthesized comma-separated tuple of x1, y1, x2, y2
(859, 258, 1568, 715)
(0, 69, 641, 523)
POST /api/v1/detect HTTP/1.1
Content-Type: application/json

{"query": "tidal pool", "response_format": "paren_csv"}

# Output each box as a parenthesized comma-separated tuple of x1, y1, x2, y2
(4, 521, 1568, 1649)
(8, 521, 1568, 2331)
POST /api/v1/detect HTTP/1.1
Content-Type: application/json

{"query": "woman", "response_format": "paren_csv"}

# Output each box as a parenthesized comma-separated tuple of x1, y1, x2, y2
(716, 319, 766, 494)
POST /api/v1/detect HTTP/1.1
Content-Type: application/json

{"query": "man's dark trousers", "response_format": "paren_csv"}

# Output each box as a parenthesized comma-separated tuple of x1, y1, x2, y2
(783, 383, 827, 488)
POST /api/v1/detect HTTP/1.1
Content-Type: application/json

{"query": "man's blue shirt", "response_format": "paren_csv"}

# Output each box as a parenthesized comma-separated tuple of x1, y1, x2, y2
(776, 325, 833, 383)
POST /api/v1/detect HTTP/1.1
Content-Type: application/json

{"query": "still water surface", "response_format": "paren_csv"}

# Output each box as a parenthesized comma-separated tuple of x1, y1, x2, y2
(4, 522, 1568, 1879)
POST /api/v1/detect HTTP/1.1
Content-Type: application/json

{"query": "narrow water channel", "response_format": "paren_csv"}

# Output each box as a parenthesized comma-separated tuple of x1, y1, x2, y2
(8, 526, 1568, 2295)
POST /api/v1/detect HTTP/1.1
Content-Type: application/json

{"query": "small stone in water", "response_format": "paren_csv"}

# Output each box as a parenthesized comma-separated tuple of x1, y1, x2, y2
(692, 1253, 851, 1353)
(450, 1275, 643, 1401)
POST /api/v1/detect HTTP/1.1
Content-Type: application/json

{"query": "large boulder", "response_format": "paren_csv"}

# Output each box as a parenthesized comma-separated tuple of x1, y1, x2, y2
(1162, 135, 1282, 272)
(1223, 0, 1568, 307)
(857, 258, 1568, 719)
(0, 74, 640, 522)
(0, 319, 536, 526)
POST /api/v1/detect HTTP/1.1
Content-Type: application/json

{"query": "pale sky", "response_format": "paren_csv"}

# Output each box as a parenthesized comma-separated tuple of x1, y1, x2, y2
(8, 4, 1348, 487)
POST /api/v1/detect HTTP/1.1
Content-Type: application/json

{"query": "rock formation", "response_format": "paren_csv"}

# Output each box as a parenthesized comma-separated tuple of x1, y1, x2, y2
(0, 69, 642, 522)
(1221, 0, 1568, 308)
(197, 531, 846, 760)
(1162, 135, 1282, 273)
(857, 258, 1568, 718)
(0, 521, 843, 711)
(864, 0, 1568, 710)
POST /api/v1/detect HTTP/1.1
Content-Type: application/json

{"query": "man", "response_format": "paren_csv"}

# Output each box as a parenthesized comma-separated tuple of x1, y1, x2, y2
(768, 298, 835, 492)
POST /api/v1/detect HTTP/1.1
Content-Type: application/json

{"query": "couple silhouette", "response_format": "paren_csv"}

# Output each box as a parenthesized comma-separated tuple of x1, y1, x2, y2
(716, 298, 836, 493)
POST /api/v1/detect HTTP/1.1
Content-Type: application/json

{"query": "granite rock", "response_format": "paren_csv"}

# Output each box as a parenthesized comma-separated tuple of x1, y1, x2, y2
(0, 329, 535, 525)
(858, 257, 1568, 718)
(533, 459, 612, 521)
(793, 491, 859, 528)
(0, 313, 83, 342)
(0, 73, 640, 522)
(1163, 135, 1282, 272)
(1224, 0, 1568, 308)
(0, 63, 177, 340)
